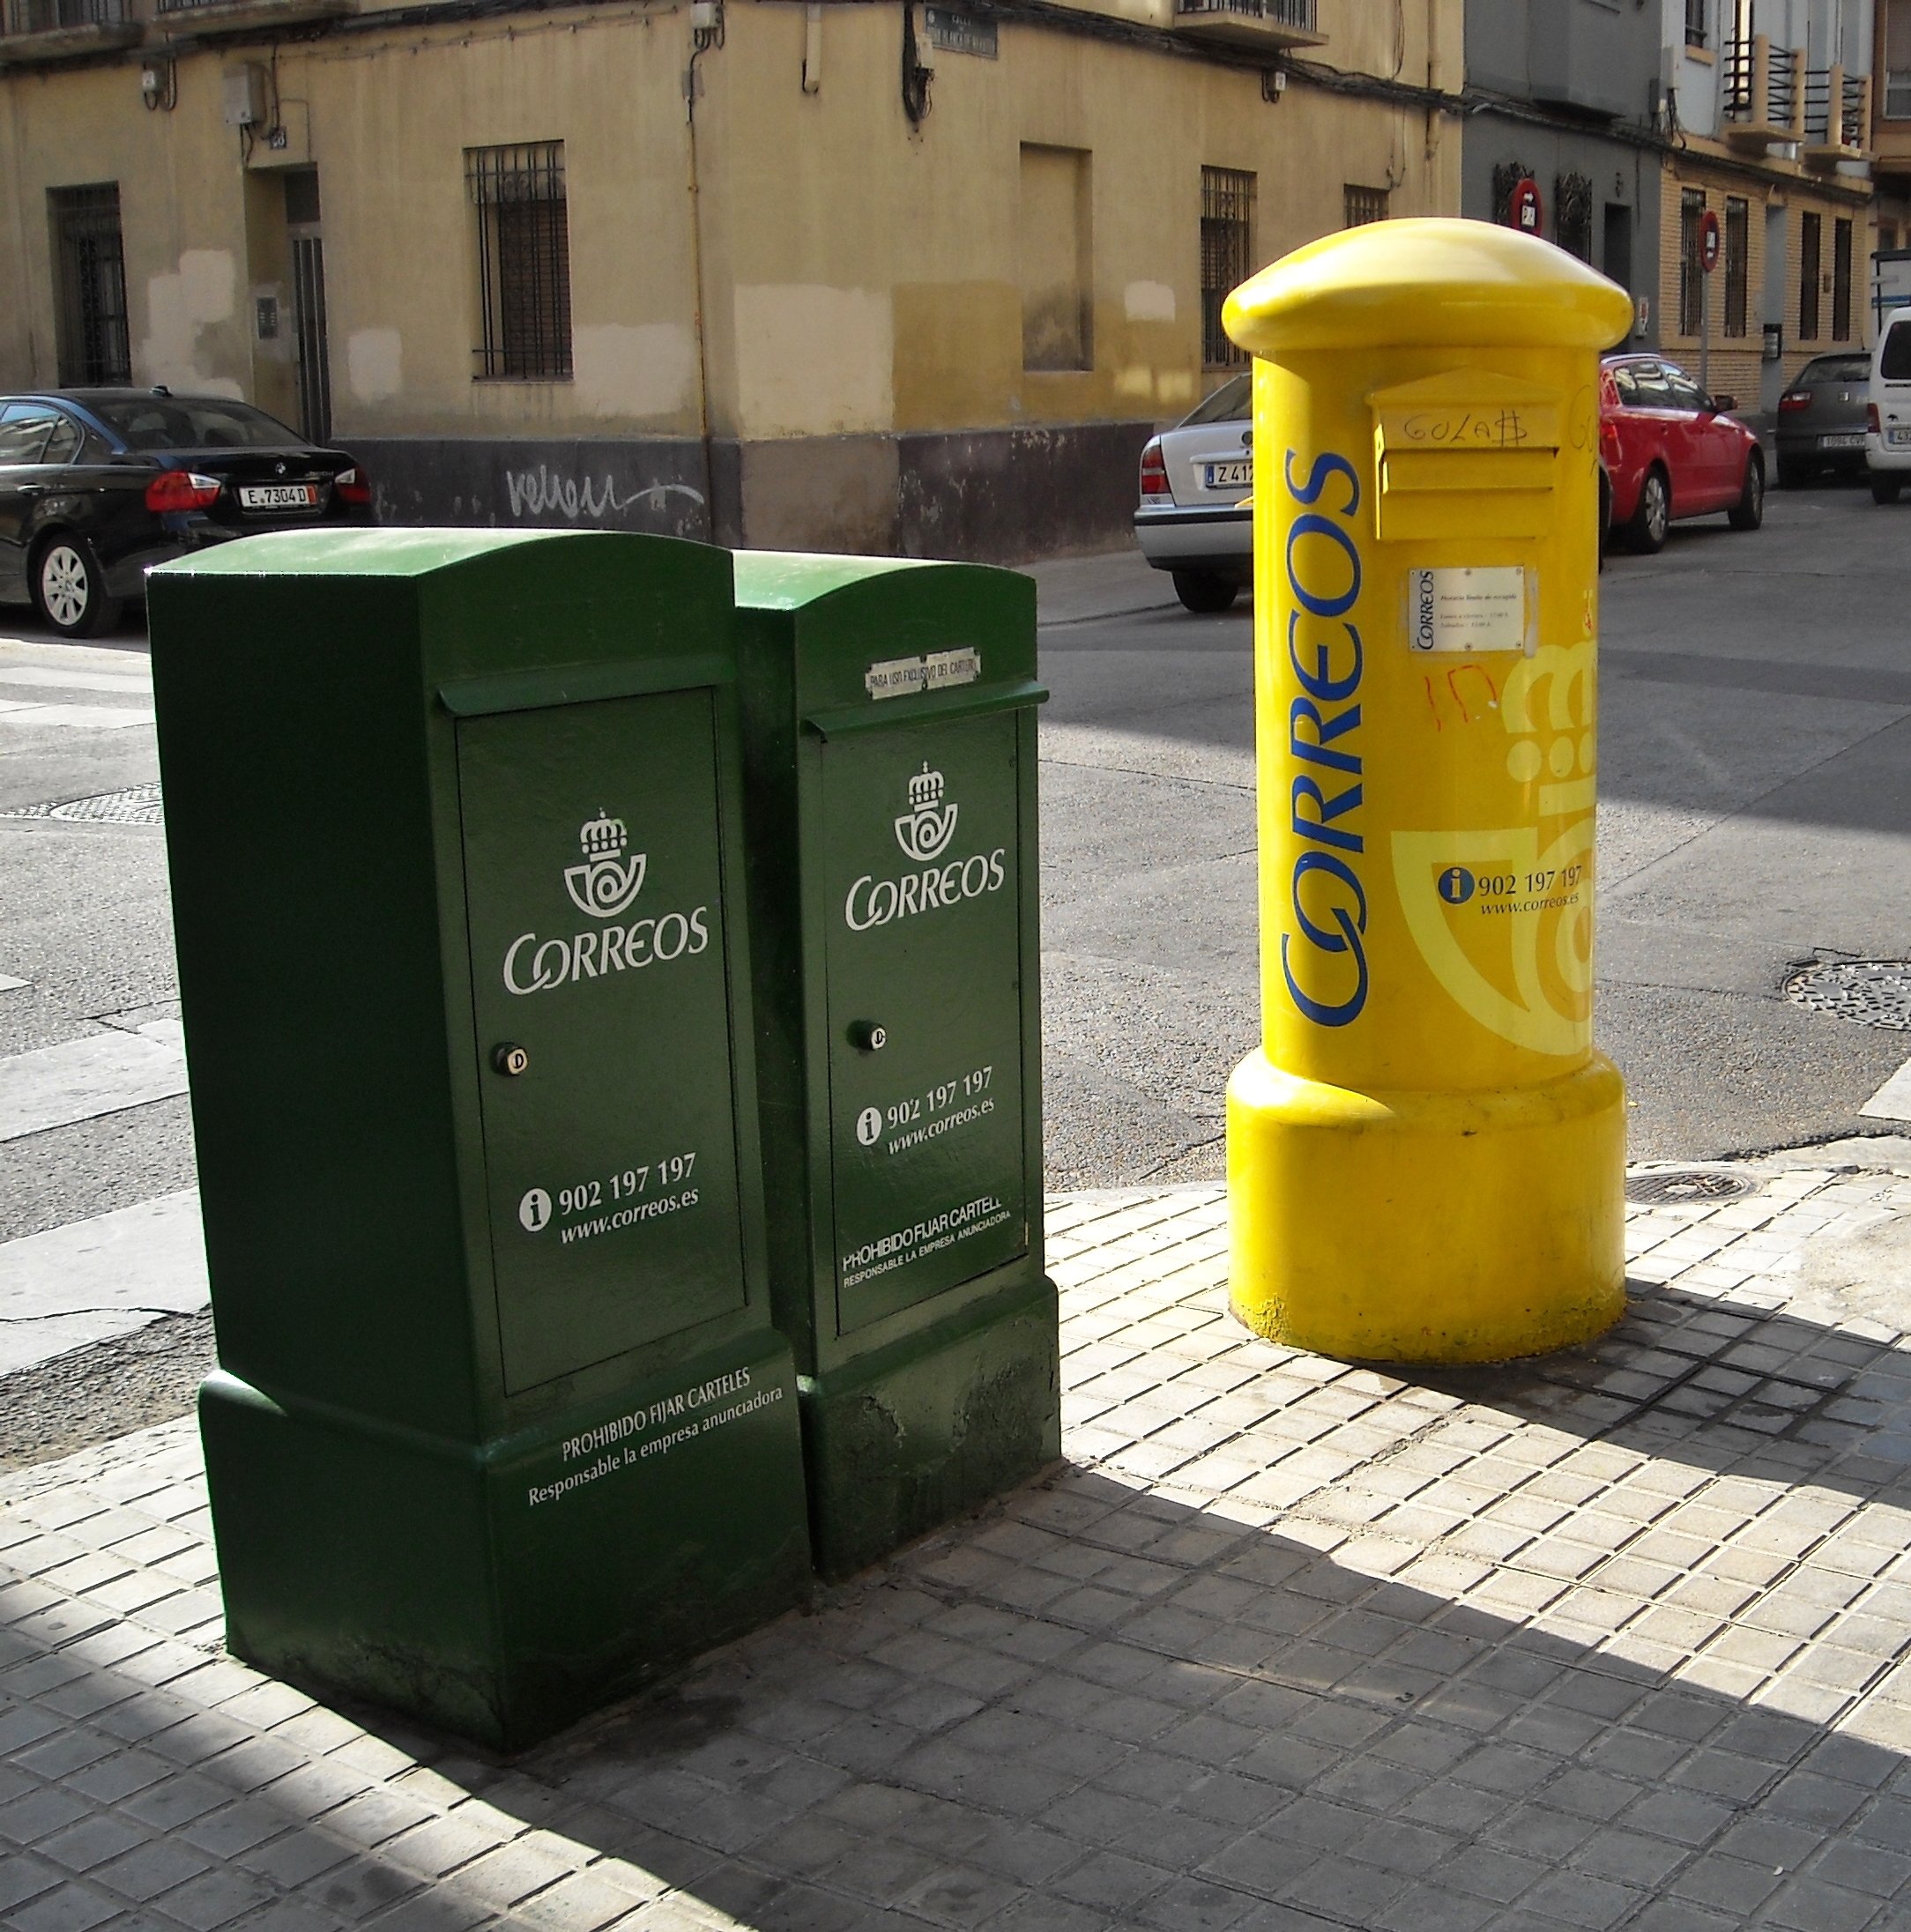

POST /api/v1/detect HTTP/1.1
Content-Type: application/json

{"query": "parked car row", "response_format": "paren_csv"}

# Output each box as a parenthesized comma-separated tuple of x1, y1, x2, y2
(0, 389, 373, 636)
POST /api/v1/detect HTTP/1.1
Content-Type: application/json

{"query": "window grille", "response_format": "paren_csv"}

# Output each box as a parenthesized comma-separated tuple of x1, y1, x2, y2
(48, 183, 130, 386)
(1343, 183, 1388, 229)
(1799, 210, 1821, 340)
(1201, 166, 1254, 368)
(1554, 173, 1593, 262)
(1723, 197, 1748, 337)
(466, 142, 571, 380)
(1490, 160, 1532, 227)
(1832, 218, 1852, 340)
(1684, 0, 1707, 47)
(1678, 188, 1706, 337)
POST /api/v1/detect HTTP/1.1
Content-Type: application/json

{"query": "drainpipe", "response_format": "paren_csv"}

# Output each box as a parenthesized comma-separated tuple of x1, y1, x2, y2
(685, 6, 722, 542)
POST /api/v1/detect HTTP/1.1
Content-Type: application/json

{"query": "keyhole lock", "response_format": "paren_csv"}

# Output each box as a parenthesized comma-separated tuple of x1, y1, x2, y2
(493, 1043, 530, 1077)
(850, 1022, 888, 1053)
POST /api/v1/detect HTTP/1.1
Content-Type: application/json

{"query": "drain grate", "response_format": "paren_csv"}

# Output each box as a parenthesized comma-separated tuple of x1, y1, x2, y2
(0, 784, 163, 827)
(1625, 1168, 1759, 1206)
(1784, 959, 1911, 1031)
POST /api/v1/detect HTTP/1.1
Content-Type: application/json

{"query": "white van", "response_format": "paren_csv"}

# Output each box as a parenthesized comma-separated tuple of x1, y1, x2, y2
(1865, 304, 1911, 502)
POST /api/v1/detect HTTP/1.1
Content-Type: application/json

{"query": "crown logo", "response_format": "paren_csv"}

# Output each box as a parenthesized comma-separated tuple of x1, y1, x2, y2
(895, 764, 958, 864)
(564, 809, 646, 919)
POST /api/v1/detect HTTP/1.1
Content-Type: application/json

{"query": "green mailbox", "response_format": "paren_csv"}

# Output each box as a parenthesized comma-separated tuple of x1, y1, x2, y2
(733, 554, 1058, 1579)
(148, 529, 810, 1750)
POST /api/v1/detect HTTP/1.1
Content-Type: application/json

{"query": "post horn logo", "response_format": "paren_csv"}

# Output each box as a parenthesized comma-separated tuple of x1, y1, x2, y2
(563, 810, 647, 919)
(895, 764, 958, 863)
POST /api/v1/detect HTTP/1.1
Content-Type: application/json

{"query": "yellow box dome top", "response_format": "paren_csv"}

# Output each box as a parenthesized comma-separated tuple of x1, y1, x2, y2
(1223, 217, 1635, 357)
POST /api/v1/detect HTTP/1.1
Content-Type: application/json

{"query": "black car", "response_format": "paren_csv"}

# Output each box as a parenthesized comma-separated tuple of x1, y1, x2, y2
(0, 389, 374, 636)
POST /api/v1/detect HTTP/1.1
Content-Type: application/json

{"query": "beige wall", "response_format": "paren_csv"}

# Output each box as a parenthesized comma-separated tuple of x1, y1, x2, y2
(0, 0, 1462, 447)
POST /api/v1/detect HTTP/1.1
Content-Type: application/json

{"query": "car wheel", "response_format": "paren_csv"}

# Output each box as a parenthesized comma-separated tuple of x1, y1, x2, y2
(1775, 455, 1811, 489)
(1728, 452, 1764, 531)
(1870, 475, 1902, 505)
(1624, 468, 1669, 554)
(32, 536, 122, 638)
(1172, 571, 1239, 614)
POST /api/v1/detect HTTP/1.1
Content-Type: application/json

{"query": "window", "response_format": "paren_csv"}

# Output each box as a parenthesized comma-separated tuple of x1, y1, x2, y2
(1182, 371, 1251, 425)
(1491, 160, 1532, 227)
(1883, 223, 1902, 251)
(1887, 0, 1911, 115)
(1201, 167, 1254, 369)
(48, 183, 130, 386)
(1723, 197, 1748, 336)
(1881, 318, 1911, 379)
(1685, 0, 1707, 47)
(1554, 174, 1593, 263)
(1343, 183, 1388, 229)
(1679, 189, 1706, 336)
(1799, 210, 1821, 340)
(1664, 368, 1708, 412)
(1020, 145, 1092, 373)
(1833, 217, 1852, 339)
(466, 142, 571, 379)
(1627, 364, 1676, 410)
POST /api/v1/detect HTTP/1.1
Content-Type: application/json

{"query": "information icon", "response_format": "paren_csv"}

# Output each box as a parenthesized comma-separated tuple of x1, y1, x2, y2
(518, 1187, 553, 1232)
(1438, 866, 1476, 906)
(856, 1107, 881, 1147)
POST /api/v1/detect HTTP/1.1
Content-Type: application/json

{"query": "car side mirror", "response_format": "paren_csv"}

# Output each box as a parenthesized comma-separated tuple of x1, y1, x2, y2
(1710, 394, 1736, 412)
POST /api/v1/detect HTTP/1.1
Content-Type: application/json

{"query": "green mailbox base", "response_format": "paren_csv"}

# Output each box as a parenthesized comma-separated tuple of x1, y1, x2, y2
(799, 1274, 1060, 1582)
(200, 1332, 811, 1752)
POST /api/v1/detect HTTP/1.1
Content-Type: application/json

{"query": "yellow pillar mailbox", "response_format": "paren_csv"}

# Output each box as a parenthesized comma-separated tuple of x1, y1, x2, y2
(1223, 218, 1635, 1364)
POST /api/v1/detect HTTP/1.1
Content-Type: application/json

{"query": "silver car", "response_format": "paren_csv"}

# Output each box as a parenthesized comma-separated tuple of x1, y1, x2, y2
(1134, 371, 1253, 612)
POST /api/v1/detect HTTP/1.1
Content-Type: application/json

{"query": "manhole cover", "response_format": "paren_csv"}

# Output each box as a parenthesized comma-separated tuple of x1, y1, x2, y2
(1625, 1169, 1759, 1205)
(0, 784, 163, 827)
(1784, 959, 1911, 1031)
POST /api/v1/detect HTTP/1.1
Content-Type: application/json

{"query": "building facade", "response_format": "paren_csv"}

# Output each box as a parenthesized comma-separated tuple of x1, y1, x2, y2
(0, 0, 1464, 558)
(1461, 0, 1664, 342)
(1661, 0, 1876, 414)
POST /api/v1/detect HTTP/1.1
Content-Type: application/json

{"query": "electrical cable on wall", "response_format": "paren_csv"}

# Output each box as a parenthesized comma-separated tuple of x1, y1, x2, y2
(901, 1, 933, 124)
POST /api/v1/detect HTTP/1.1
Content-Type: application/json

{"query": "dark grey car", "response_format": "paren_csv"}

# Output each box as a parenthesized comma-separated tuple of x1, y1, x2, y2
(1774, 353, 1870, 486)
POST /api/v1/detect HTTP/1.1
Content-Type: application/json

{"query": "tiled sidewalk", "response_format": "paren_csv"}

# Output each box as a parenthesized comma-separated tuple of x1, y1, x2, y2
(2, 1150, 1908, 1932)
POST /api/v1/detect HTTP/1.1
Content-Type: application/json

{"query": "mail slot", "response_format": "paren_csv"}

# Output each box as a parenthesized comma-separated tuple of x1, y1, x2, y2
(148, 530, 810, 1749)
(733, 554, 1059, 1579)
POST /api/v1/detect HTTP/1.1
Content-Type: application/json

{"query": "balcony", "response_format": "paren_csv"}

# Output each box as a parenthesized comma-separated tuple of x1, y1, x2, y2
(1803, 64, 1871, 165)
(1172, 0, 1323, 54)
(0, 0, 141, 62)
(1721, 35, 1803, 152)
(153, 0, 349, 33)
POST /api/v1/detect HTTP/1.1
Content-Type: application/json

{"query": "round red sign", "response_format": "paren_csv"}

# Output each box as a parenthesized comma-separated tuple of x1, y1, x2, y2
(1699, 209, 1722, 274)
(1508, 177, 1543, 235)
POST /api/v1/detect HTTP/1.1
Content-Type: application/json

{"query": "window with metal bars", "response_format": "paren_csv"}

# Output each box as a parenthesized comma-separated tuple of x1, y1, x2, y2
(1343, 183, 1389, 229)
(1723, 197, 1748, 336)
(1554, 173, 1593, 262)
(1832, 217, 1852, 339)
(466, 142, 571, 380)
(1799, 210, 1821, 339)
(48, 183, 130, 386)
(1678, 189, 1706, 336)
(1201, 167, 1253, 369)
(1684, 0, 1707, 47)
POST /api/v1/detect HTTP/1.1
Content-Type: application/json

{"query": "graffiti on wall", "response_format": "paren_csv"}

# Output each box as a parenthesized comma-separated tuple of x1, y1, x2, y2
(502, 466, 706, 523)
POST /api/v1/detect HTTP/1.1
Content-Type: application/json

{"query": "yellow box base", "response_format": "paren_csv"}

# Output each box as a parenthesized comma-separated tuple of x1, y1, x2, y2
(1226, 1051, 1627, 1364)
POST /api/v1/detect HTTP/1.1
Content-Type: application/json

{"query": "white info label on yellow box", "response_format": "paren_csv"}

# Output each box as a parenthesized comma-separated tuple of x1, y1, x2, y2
(1407, 567, 1532, 655)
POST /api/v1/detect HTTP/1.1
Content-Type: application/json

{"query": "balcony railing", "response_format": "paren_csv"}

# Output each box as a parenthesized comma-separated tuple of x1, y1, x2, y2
(1722, 35, 1803, 149)
(1803, 64, 1871, 160)
(2, 0, 130, 33)
(1173, 0, 1322, 50)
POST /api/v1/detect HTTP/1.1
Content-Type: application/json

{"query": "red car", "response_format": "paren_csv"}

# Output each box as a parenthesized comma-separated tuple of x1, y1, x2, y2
(1599, 353, 1765, 554)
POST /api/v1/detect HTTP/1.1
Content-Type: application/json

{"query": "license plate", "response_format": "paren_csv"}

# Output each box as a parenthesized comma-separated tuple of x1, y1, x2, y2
(1202, 460, 1253, 490)
(238, 484, 318, 510)
(1890, 427, 1911, 448)
(1819, 432, 1864, 450)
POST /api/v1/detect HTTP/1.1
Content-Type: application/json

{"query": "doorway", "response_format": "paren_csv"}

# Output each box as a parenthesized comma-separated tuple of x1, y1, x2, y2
(283, 169, 331, 445)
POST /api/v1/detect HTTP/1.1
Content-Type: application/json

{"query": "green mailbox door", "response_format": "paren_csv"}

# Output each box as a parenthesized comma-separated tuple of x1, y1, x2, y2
(458, 691, 746, 1391)
(822, 715, 1028, 1332)
(736, 554, 1060, 1582)
(148, 531, 811, 1751)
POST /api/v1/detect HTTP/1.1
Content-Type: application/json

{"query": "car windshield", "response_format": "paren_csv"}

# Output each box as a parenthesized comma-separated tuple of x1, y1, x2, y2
(1799, 356, 1870, 383)
(1180, 373, 1251, 427)
(90, 398, 303, 451)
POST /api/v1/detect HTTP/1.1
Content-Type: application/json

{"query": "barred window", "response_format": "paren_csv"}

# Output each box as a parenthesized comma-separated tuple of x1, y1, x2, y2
(1201, 167, 1254, 368)
(466, 142, 571, 380)
(1679, 188, 1706, 336)
(48, 183, 130, 386)
(1799, 210, 1821, 340)
(1832, 217, 1853, 340)
(1554, 172, 1593, 262)
(1723, 197, 1748, 337)
(1343, 184, 1389, 229)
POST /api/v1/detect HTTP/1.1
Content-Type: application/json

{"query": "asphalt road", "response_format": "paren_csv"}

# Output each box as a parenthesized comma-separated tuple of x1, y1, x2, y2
(1, 483, 1907, 1461)
(1036, 479, 1911, 1185)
